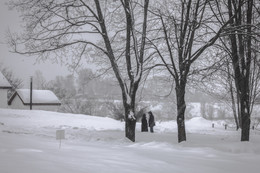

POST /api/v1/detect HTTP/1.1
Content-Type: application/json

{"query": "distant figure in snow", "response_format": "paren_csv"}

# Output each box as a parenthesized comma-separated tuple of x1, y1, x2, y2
(141, 114, 148, 132)
(148, 111, 155, 133)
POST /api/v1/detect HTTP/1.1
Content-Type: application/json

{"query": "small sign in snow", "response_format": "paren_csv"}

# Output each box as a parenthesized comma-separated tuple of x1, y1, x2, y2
(56, 130, 65, 149)
(56, 130, 65, 140)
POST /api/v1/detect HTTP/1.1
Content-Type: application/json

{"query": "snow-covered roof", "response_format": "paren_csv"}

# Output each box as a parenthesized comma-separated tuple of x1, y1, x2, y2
(9, 89, 61, 105)
(0, 72, 11, 88)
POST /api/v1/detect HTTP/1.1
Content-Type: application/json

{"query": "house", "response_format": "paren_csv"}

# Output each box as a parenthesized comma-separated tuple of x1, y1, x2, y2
(8, 89, 61, 111)
(0, 72, 12, 108)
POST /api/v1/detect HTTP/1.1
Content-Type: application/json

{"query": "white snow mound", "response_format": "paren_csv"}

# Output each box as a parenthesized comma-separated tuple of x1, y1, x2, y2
(186, 117, 212, 129)
(0, 109, 124, 132)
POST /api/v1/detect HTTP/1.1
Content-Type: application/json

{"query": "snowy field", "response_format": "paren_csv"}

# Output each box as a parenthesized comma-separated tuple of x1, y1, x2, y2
(1, 108, 260, 173)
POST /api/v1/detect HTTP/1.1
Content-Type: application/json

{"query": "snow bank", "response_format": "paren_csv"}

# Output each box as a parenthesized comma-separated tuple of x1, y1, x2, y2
(1, 108, 260, 173)
(0, 109, 243, 136)
(0, 109, 124, 135)
(154, 117, 214, 133)
(186, 117, 212, 129)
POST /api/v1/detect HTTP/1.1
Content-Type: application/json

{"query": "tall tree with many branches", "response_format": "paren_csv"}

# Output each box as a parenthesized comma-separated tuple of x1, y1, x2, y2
(186, 0, 259, 138)
(216, 0, 259, 141)
(8, 0, 150, 142)
(149, 0, 234, 143)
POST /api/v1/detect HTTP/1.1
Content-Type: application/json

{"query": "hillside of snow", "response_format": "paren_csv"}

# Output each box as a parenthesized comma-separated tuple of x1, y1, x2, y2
(1, 108, 260, 173)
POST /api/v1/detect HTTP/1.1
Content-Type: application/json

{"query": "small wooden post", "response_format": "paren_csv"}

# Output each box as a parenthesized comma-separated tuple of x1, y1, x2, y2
(30, 77, 33, 110)
(212, 123, 214, 128)
(225, 124, 227, 130)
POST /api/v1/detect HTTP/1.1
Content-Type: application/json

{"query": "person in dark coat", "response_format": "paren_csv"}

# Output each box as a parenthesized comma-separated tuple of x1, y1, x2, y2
(148, 111, 155, 133)
(141, 114, 148, 132)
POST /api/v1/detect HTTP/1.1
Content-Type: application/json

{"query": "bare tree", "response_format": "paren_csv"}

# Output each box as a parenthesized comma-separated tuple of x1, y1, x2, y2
(193, 54, 241, 129)
(226, 0, 255, 141)
(149, 0, 233, 143)
(212, 0, 259, 141)
(8, 0, 150, 142)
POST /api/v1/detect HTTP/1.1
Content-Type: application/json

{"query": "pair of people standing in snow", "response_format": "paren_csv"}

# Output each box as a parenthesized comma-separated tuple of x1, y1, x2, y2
(141, 111, 155, 133)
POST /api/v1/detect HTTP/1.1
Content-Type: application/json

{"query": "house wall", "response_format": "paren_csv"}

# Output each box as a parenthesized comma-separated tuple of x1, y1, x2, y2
(0, 89, 9, 108)
(9, 96, 60, 112)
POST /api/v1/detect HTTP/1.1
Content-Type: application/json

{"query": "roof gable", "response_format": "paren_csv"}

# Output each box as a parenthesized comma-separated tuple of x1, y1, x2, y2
(9, 89, 61, 105)
(0, 72, 11, 88)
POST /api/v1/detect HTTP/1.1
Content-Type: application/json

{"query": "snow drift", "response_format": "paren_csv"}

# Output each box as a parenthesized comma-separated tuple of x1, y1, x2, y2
(1, 108, 260, 173)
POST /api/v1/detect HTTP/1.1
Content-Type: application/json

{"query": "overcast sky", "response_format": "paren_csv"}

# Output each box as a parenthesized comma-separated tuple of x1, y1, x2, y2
(0, 0, 71, 87)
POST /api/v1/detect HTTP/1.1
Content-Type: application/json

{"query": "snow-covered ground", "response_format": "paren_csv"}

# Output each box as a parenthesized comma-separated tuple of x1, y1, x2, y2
(0, 108, 260, 173)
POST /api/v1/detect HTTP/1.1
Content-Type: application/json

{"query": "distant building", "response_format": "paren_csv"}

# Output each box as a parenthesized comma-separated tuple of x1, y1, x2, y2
(0, 72, 12, 108)
(8, 89, 61, 111)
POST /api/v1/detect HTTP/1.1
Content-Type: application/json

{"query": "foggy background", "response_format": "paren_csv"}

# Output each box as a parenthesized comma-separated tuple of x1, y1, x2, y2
(0, 0, 70, 86)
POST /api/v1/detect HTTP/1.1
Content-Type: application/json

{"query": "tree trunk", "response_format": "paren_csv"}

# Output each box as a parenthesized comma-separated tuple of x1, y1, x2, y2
(124, 103, 136, 142)
(240, 104, 250, 141)
(125, 118, 136, 142)
(176, 83, 187, 143)
(240, 0, 253, 142)
(227, 0, 253, 142)
(228, 68, 239, 130)
(230, 88, 239, 130)
(240, 77, 251, 141)
(237, 94, 242, 127)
